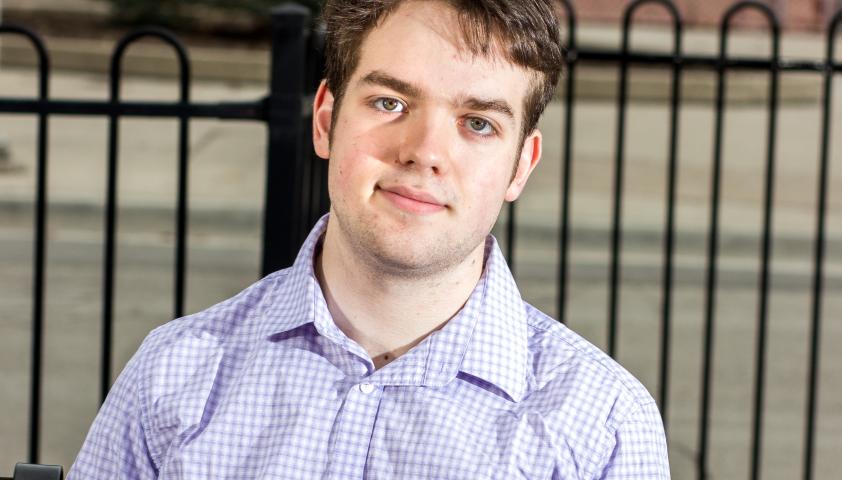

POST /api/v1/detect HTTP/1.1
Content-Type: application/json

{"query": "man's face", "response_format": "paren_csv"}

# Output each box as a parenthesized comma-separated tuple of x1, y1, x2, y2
(313, 0, 542, 277)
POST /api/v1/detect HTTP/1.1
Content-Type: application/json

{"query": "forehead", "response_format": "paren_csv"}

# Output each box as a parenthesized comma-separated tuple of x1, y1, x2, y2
(350, 1, 534, 109)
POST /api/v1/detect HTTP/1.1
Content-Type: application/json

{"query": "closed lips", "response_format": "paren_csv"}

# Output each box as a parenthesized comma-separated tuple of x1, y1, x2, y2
(380, 186, 444, 206)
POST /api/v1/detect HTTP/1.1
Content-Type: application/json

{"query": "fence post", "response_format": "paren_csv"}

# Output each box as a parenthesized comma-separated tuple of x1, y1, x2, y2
(262, 4, 311, 275)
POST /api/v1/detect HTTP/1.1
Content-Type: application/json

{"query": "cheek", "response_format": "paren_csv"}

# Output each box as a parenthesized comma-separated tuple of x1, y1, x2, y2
(328, 135, 385, 198)
(456, 154, 516, 205)
(457, 176, 508, 227)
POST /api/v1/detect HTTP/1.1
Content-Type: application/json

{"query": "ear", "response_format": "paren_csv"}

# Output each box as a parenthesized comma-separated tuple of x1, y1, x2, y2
(313, 79, 334, 160)
(504, 129, 542, 202)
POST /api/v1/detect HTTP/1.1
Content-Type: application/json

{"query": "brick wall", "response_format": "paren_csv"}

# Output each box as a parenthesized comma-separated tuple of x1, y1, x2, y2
(557, 0, 833, 31)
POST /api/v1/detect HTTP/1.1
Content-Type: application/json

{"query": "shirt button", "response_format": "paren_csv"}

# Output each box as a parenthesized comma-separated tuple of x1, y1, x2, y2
(359, 383, 376, 394)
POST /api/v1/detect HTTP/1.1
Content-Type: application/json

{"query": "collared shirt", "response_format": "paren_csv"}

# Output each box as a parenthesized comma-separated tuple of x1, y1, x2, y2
(69, 215, 670, 479)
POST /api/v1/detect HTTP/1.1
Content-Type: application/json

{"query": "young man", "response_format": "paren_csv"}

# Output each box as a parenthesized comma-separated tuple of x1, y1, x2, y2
(69, 0, 670, 478)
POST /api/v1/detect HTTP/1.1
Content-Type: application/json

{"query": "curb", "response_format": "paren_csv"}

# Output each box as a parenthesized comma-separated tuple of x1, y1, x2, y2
(0, 198, 262, 230)
(2, 197, 839, 257)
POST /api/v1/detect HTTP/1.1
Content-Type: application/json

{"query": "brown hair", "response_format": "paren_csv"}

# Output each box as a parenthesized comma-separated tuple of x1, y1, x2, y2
(320, 0, 563, 140)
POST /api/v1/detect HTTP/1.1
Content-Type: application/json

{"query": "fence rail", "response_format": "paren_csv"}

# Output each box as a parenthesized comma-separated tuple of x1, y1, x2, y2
(1, 1, 839, 479)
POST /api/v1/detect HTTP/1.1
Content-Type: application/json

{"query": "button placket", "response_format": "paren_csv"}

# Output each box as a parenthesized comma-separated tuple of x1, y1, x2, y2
(324, 382, 383, 479)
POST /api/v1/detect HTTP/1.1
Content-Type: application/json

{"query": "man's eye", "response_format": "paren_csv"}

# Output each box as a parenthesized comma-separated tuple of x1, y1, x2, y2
(466, 117, 495, 136)
(373, 97, 405, 112)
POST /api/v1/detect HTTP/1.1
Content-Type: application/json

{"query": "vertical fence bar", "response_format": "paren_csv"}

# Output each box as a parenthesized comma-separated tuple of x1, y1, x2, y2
(30, 33, 49, 467)
(262, 4, 310, 275)
(698, 5, 731, 477)
(698, 4, 779, 477)
(607, 0, 683, 424)
(609, 0, 682, 358)
(557, 0, 577, 324)
(304, 26, 327, 228)
(172, 39, 191, 320)
(506, 201, 516, 275)
(747, 5, 781, 480)
(300, 100, 314, 228)
(803, 11, 842, 480)
(307, 26, 330, 227)
(102, 29, 190, 401)
(606, 1, 634, 358)
(102, 36, 122, 404)
(652, 0, 683, 430)
(0, 24, 50, 464)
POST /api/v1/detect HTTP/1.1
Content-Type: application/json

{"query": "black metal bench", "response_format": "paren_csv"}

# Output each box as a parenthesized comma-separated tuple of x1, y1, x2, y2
(0, 463, 63, 480)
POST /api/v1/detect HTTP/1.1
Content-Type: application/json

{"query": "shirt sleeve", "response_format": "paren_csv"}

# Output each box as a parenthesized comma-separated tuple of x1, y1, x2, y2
(67, 338, 158, 480)
(598, 401, 671, 479)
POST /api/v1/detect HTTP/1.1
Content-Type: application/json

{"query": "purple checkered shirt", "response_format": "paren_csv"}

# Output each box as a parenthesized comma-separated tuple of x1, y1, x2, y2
(69, 215, 669, 479)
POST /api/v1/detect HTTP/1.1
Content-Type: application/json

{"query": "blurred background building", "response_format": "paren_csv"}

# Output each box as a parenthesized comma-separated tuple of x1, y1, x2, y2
(576, 0, 841, 30)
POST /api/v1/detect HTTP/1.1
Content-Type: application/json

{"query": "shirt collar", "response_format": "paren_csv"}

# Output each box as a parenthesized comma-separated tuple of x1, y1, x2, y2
(259, 214, 529, 403)
(430, 235, 529, 403)
(258, 214, 335, 340)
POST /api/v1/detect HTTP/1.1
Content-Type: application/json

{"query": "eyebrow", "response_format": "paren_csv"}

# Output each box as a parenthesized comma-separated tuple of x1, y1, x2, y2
(359, 70, 423, 98)
(358, 69, 516, 123)
(461, 97, 514, 121)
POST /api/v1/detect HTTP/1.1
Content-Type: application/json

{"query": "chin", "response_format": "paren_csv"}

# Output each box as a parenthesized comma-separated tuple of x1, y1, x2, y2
(332, 205, 487, 277)
(366, 242, 444, 276)
(365, 233, 484, 279)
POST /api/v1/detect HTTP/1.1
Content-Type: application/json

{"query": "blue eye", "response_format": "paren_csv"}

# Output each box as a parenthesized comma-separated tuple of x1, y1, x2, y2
(373, 97, 406, 112)
(466, 117, 495, 136)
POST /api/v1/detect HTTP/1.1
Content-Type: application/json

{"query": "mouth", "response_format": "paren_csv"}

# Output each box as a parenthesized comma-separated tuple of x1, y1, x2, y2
(376, 185, 447, 215)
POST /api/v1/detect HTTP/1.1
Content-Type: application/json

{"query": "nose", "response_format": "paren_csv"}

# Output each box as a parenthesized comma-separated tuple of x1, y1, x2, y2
(397, 110, 451, 175)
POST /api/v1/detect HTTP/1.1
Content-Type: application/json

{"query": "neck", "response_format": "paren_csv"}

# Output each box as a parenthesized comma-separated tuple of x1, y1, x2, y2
(315, 221, 485, 370)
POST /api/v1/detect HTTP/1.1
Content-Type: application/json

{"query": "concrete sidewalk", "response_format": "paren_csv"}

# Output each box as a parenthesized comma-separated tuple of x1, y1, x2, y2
(1, 11, 841, 480)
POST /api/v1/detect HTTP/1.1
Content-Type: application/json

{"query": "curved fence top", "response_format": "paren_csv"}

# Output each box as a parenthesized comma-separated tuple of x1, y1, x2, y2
(0, 24, 49, 98)
(110, 27, 191, 102)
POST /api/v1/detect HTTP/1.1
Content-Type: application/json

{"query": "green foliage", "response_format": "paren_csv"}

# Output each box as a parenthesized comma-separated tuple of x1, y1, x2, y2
(101, 0, 324, 29)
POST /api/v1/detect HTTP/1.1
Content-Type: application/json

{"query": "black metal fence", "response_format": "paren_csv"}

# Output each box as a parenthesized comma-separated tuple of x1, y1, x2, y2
(0, 2, 329, 468)
(0, 0, 839, 478)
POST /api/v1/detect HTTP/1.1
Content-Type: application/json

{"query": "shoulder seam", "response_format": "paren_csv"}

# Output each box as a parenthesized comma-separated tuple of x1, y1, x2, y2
(524, 309, 654, 408)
